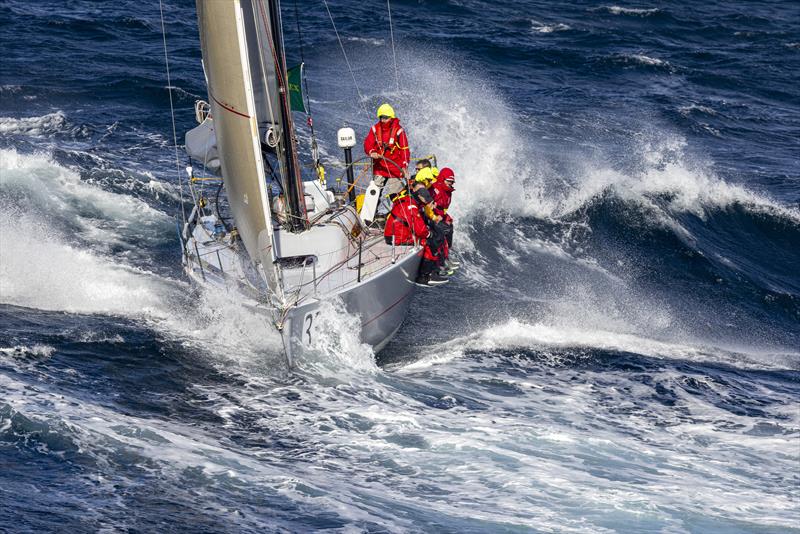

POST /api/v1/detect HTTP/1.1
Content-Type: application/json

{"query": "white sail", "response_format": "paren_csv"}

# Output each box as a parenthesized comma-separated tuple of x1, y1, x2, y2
(195, 0, 276, 269)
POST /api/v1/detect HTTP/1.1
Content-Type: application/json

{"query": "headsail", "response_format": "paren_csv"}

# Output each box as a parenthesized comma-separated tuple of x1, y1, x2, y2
(195, 0, 308, 276)
(196, 0, 277, 269)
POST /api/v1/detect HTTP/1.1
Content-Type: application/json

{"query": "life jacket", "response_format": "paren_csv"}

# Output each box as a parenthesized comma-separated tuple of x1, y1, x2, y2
(372, 118, 405, 155)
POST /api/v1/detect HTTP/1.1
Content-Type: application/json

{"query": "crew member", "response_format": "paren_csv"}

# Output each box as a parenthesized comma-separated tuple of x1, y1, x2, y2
(411, 167, 438, 219)
(364, 103, 410, 198)
(384, 188, 449, 286)
(410, 175, 450, 279)
(415, 158, 432, 175)
(431, 167, 459, 270)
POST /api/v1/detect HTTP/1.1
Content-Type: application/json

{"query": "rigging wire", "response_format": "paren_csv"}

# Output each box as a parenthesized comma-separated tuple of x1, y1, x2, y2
(321, 0, 368, 118)
(292, 0, 311, 116)
(293, 0, 322, 177)
(387, 0, 401, 93)
(158, 0, 187, 230)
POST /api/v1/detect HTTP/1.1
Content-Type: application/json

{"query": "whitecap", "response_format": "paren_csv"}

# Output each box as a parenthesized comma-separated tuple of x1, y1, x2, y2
(0, 345, 56, 358)
(0, 148, 172, 251)
(530, 19, 571, 34)
(627, 53, 667, 67)
(0, 111, 67, 136)
(401, 318, 800, 372)
(345, 36, 385, 46)
(602, 6, 660, 16)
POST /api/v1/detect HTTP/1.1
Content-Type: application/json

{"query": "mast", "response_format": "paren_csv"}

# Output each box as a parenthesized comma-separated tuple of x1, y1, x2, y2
(265, 0, 306, 232)
(246, 0, 307, 233)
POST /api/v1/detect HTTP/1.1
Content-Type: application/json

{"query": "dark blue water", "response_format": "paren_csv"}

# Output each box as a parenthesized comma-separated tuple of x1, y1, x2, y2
(1, 1, 798, 532)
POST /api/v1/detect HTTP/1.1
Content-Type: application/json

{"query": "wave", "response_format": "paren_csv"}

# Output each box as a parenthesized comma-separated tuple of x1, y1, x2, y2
(0, 208, 179, 318)
(0, 149, 291, 364)
(345, 36, 385, 46)
(625, 53, 668, 67)
(395, 54, 796, 227)
(0, 111, 67, 136)
(0, 148, 173, 253)
(530, 20, 571, 34)
(678, 104, 718, 117)
(0, 84, 22, 94)
(0, 345, 56, 358)
(0, 148, 185, 321)
(598, 6, 661, 16)
(400, 319, 800, 372)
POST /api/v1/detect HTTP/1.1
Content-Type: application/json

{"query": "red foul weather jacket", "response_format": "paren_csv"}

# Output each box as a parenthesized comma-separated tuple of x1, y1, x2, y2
(384, 196, 428, 246)
(430, 174, 454, 224)
(363, 118, 410, 178)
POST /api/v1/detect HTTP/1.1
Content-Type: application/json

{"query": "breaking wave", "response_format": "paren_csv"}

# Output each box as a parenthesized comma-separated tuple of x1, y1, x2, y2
(401, 319, 800, 372)
(0, 148, 173, 254)
(625, 53, 668, 67)
(530, 19, 571, 34)
(390, 54, 797, 229)
(0, 111, 67, 136)
(598, 6, 661, 17)
(0, 207, 178, 318)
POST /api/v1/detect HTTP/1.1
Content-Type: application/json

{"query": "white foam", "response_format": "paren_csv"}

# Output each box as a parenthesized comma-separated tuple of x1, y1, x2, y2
(397, 60, 552, 226)
(554, 136, 800, 223)
(678, 104, 718, 117)
(0, 148, 172, 252)
(530, 20, 571, 34)
(627, 54, 667, 67)
(345, 36, 385, 46)
(603, 6, 660, 16)
(0, 148, 188, 321)
(0, 345, 56, 358)
(0, 111, 66, 136)
(167, 285, 286, 365)
(388, 51, 797, 238)
(292, 298, 378, 376)
(0, 208, 179, 318)
(401, 318, 800, 372)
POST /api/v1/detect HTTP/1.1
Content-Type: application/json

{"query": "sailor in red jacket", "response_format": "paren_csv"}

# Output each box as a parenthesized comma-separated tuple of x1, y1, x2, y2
(384, 189, 449, 286)
(364, 103, 410, 197)
(384, 190, 427, 246)
(431, 167, 455, 232)
(428, 167, 461, 274)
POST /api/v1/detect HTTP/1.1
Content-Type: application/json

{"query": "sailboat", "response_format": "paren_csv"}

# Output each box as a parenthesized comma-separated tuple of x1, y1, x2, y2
(177, 0, 423, 362)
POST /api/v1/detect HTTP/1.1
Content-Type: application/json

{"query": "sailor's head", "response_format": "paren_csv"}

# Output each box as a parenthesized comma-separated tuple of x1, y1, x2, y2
(439, 167, 456, 188)
(414, 167, 436, 188)
(376, 103, 395, 122)
(415, 158, 431, 173)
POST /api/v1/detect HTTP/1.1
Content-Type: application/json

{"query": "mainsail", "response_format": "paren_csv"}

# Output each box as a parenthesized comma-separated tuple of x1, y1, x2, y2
(195, 0, 307, 274)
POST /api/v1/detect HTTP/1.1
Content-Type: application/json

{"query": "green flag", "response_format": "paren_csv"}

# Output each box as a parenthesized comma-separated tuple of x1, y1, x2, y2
(287, 64, 306, 113)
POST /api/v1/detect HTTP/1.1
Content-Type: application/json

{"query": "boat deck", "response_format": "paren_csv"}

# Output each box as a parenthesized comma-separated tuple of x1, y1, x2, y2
(279, 231, 419, 307)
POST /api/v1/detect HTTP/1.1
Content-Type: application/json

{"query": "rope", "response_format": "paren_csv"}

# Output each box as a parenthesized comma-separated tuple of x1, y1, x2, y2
(321, 0, 368, 117)
(158, 0, 187, 229)
(387, 0, 401, 93)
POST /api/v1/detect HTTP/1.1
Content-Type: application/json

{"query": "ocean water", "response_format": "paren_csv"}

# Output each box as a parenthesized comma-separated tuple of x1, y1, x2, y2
(1, 1, 798, 532)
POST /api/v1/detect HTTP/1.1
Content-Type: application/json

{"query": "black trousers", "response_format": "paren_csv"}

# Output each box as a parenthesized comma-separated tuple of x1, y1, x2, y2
(420, 258, 439, 277)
